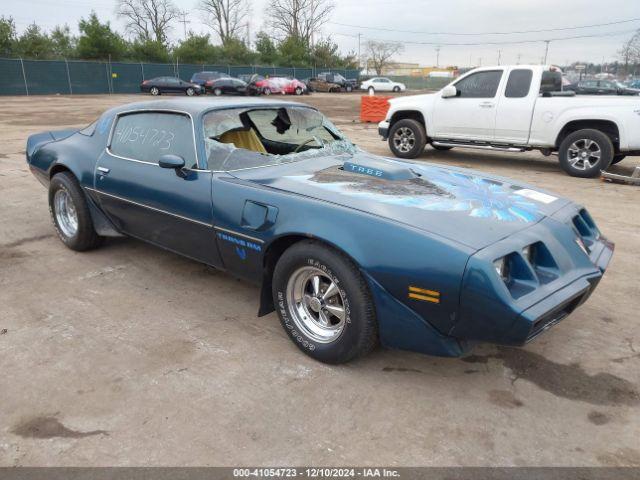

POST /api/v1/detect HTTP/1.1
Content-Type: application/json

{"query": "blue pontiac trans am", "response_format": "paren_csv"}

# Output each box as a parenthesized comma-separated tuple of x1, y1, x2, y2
(26, 97, 614, 364)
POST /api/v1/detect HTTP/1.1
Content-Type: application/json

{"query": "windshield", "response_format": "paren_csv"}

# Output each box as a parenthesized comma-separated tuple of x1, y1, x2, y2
(203, 106, 355, 171)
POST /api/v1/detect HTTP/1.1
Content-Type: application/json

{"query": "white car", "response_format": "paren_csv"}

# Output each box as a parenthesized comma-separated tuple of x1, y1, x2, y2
(378, 65, 640, 177)
(361, 77, 406, 93)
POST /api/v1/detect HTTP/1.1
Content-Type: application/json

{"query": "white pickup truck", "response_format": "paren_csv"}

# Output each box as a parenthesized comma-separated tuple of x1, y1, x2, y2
(378, 65, 640, 177)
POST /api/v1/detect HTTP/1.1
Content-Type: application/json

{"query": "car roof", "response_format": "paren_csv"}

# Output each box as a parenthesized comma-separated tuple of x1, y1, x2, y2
(103, 97, 310, 118)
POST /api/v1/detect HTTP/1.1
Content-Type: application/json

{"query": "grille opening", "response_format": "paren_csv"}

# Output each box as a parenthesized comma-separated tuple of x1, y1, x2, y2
(528, 290, 587, 341)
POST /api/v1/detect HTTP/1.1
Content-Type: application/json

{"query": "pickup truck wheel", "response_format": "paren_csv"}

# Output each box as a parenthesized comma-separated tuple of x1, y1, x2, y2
(559, 129, 613, 177)
(272, 240, 378, 364)
(611, 154, 626, 165)
(49, 172, 103, 251)
(388, 119, 427, 159)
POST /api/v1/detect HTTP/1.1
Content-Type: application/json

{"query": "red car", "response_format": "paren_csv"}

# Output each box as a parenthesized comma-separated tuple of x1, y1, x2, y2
(254, 76, 307, 95)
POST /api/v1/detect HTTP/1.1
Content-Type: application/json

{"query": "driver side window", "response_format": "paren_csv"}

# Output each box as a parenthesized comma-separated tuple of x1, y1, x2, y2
(454, 70, 502, 98)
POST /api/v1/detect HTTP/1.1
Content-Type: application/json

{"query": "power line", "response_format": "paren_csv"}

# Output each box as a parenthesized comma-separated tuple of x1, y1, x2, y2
(332, 28, 638, 46)
(328, 17, 640, 36)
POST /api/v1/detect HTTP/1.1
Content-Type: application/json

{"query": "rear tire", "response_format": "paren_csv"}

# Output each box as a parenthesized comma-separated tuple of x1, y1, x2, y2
(558, 129, 613, 178)
(49, 172, 103, 251)
(213, 87, 222, 96)
(346, 85, 353, 92)
(150, 87, 160, 96)
(263, 88, 272, 95)
(272, 240, 378, 364)
(388, 119, 427, 159)
(368, 86, 375, 94)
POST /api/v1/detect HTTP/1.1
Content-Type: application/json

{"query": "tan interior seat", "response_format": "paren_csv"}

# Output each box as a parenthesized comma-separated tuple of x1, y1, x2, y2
(219, 129, 267, 154)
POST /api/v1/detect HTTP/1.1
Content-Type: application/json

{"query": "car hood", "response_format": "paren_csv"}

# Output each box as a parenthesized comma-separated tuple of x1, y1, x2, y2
(230, 151, 571, 250)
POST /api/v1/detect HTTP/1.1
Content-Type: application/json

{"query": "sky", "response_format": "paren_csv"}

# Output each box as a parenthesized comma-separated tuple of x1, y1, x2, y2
(3, 0, 639, 67)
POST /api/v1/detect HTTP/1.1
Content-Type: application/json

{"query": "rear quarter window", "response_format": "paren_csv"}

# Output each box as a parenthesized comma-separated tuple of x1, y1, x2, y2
(505, 69, 533, 98)
(110, 112, 197, 168)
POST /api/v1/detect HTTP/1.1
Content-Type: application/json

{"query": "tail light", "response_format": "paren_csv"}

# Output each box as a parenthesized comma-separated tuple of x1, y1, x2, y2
(142, 80, 148, 85)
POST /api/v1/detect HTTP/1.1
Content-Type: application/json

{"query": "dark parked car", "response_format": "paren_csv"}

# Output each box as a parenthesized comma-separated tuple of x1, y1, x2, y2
(25, 98, 613, 364)
(568, 79, 640, 95)
(206, 77, 260, 96)
(140, 77, 202, 96)
(317, 72, 358, 92)
(190, 71, 228, 88)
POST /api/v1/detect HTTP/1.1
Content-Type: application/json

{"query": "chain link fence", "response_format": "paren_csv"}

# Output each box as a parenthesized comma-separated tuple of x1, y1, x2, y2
(0, 57, 360, 96)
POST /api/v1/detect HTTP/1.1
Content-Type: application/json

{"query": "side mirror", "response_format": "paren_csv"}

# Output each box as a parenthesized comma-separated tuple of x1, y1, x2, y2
(159, 153, 185, 171)
(441, 85, 458, 98)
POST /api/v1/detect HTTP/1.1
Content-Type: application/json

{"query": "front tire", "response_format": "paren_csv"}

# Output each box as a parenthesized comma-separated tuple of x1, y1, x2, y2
(294, 86, 303, 95)
(150, 87, 160, 96)
(186, 87, 195, 96)
(367, 86, 375, 94)
(346, 85, 353, 92)
(272, 240, 377, 364)
(388, 118, 427, 159)
(558, 129, 613, 177)
(213, 87, 222, 96)
(263, 87, 272, 95)
(393, 86, 400, 92)
(49, 172, 103, 251)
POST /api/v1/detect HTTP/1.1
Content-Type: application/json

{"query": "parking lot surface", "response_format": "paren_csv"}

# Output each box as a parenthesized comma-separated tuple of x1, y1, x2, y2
(1, 93, 639, 466)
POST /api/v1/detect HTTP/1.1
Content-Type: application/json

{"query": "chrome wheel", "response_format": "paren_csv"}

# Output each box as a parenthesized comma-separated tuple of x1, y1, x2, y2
(54, 188, 78, 238)
(286, 266, 347, 344)
(186, 87, 195, 96)
(150, 87, 159, 96)
(393, 126, 416, 153)
(568, 139, 601, 170)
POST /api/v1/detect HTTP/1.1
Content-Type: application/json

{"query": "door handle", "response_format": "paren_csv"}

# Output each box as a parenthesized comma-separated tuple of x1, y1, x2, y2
(97, 166, 110, 175)
(479, 102, 494, 108)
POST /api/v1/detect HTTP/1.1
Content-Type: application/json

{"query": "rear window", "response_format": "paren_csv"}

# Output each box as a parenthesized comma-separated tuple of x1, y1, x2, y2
(110, 112, 197, 168)
(540, 71, 562, 93)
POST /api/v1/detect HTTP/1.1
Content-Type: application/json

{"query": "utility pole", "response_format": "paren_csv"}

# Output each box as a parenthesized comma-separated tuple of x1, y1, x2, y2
(543, 40, 550, 64)
(435, 46, 441, 67)
(178, 10, 190, 40)
(357, 33, 362, 71)
(497, 49, 501, 65)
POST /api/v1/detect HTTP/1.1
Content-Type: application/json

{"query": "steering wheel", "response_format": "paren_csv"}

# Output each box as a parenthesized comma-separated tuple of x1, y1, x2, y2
(293, 137, 320, 153)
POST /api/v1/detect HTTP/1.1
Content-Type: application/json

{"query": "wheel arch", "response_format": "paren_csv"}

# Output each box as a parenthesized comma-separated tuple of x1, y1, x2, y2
(555, 119, 621, 153)
(258, 233, 364, 317)
(389, 110, 426, 133)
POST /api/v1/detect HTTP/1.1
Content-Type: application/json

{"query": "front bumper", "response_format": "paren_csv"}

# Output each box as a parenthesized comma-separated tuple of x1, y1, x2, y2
(453, 205, 614, 346)
(378, 120, 390, 140)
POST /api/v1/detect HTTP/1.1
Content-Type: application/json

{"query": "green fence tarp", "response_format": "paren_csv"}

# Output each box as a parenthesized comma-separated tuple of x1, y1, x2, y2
(68, 61, 110, 94)
(0, 58, 364, 95)
(0, 58, 26, 95)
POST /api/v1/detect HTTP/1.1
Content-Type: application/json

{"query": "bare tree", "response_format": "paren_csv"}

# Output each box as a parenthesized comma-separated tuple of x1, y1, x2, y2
(618, 29, 640, 75)
(116, 0, 178, 44)
(199, 0, 248, 46)
(266, 0, 333, 45)
(364, 40, 403, 75)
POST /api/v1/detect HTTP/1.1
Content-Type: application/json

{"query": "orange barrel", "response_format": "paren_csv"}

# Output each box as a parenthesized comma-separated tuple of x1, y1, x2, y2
(360, 95, 392, 123)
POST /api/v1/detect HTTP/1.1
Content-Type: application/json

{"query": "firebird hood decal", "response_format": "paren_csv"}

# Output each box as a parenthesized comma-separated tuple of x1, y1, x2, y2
(232, 152, 570, 249)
